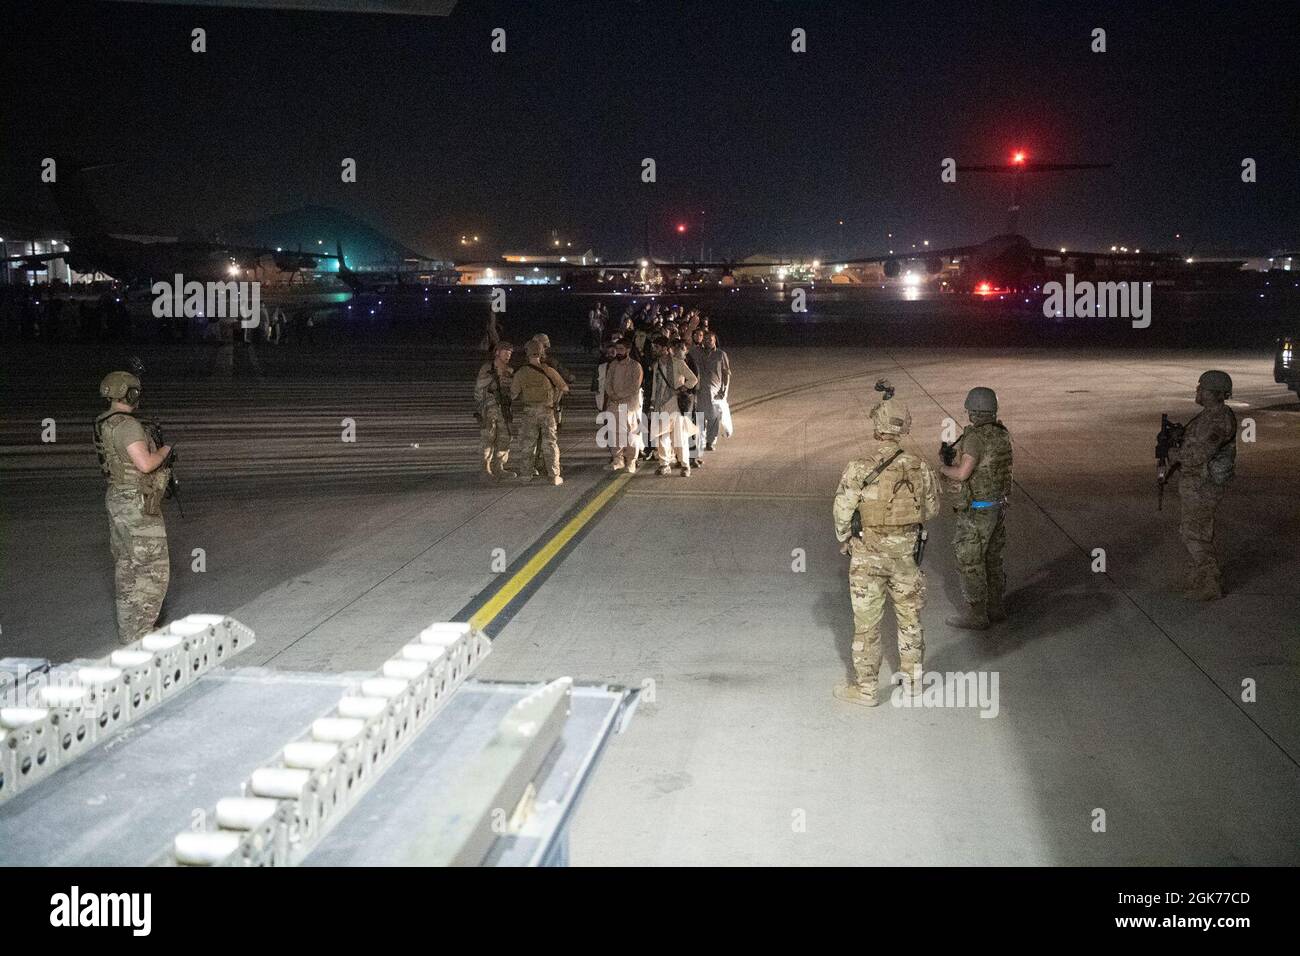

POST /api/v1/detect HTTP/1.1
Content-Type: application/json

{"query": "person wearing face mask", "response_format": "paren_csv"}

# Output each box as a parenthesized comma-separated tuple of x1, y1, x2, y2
(602, 337, 643, 473)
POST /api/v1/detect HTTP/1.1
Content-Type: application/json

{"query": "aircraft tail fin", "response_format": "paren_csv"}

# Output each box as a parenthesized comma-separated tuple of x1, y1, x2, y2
(336, 241, 362, 291)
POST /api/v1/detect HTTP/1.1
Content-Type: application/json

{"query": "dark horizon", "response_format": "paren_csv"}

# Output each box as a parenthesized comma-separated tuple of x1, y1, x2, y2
(2, 0, 1297, 261)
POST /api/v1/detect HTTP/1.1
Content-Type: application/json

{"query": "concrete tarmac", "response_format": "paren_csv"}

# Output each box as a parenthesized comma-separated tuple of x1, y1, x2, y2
(2, 340, 1297, 864)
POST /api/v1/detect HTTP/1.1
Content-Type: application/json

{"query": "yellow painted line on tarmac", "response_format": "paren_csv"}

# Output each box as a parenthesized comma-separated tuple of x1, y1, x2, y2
(468, 472, 632, 631)
(624, 489, 825, 501)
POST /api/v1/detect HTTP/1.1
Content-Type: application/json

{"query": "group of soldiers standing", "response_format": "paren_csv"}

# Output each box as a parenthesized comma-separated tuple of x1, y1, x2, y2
(90, 352, 1238, 661)
(474, 333, 573, 484)
(831, 370, 1238, 708)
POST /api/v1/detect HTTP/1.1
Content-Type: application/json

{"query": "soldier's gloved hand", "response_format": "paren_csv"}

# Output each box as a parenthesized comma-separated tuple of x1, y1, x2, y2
(839, 540, 851, 556)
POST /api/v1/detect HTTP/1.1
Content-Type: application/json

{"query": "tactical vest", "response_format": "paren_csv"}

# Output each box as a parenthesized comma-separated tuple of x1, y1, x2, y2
(960, 421, 1013, 503)
(94, 411, 146, 488)
(1193, 406, 1237, 485)
(514, 363, 555, 406)
(857, 450, 931, 527)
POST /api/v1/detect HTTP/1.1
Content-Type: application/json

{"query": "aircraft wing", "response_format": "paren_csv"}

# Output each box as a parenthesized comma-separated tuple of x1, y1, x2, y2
(453, 251, 982, 271)
(1030, 246, 1183, 263)
(957, 162, 1112, 173)
(824, 246, 981, 266)
(217, 244, 342, 264)
(3, 251, 61, 266)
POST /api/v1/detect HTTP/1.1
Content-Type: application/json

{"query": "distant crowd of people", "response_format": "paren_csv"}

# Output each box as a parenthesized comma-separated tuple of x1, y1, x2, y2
(593, 302, 732, 477)
(0, 285, 132, 342)
(474, 301, 734, 484)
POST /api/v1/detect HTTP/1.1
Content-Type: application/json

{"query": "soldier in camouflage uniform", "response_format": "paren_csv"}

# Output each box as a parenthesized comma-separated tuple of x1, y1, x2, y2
(832, 396, 941, 706)
(525, 334, 575, 478)
(1168, 370, 1237, 600)
(939, 387, 1013, 630)
(474, 341, 516, 479)
(510, 339, 569, 485)
(93, 371, 174, 644)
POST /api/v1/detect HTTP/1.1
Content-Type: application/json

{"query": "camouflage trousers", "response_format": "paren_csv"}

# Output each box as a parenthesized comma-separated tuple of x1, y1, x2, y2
(106, 487, 170, 645)
(1178, 473, 1225, 590)
(515, 405, 559, 478)
(953, 506, 1006, 612)
(847, 530, 925, 687)
(479, 406, 512, 470)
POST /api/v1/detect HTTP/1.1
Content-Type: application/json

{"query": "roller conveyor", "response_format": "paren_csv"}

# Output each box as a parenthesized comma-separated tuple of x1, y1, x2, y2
(0, 622, 634, 867)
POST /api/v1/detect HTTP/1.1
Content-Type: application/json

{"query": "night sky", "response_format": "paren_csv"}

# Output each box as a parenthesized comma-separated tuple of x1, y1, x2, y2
(2, 0, 1296, 260)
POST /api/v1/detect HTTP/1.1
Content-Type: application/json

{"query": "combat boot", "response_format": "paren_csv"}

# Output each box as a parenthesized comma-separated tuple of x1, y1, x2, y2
(1185, 576, 1223, 601)
(895, 665, 924, 698)
(945, 602, 990, 631)
(833, 681, 878, 707)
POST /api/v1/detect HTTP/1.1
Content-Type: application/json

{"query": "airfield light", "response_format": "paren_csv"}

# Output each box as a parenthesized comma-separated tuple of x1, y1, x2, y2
(977, 281, 992, 294)
(1012, 151, 1026, 164)
(473, 235, 479, 242)
(640, 259, 649, 268)
(812, 260, 820, 269)
(1185, 258, 1194, 264)
(923, 240, 929, 246)
(317, 240, 323, 245)
(1111, 245, 1118, 251)
(676, 223, 686, 233)
(1060, 247, 1066, 253)
(228, 264, 240, 276)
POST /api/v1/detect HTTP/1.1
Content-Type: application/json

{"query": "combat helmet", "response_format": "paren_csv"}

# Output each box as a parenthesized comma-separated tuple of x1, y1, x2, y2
(99, 371, 141, 405)
(871, 397, 912, 437)
(964, 387, 998, 414)
(1197, 369, 1232, 398)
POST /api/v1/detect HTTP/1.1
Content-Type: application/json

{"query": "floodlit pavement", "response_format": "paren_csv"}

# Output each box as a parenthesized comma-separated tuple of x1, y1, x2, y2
(2, 342, 1297, 864)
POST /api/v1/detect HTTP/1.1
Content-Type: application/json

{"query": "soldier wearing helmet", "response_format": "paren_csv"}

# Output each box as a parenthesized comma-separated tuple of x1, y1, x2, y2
(1167, 370, 1237, 600)
(94, 371, 173, 643)
(831, 387, 941, 707)
(510, 339, 569, 484)
(939, 386, 1013, 630)
(520, 333, 575, 477)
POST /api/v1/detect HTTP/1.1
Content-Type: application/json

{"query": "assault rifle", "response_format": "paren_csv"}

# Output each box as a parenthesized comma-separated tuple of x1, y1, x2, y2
(130, 356, 184, 518)
(1155, 413, 1185, 511)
